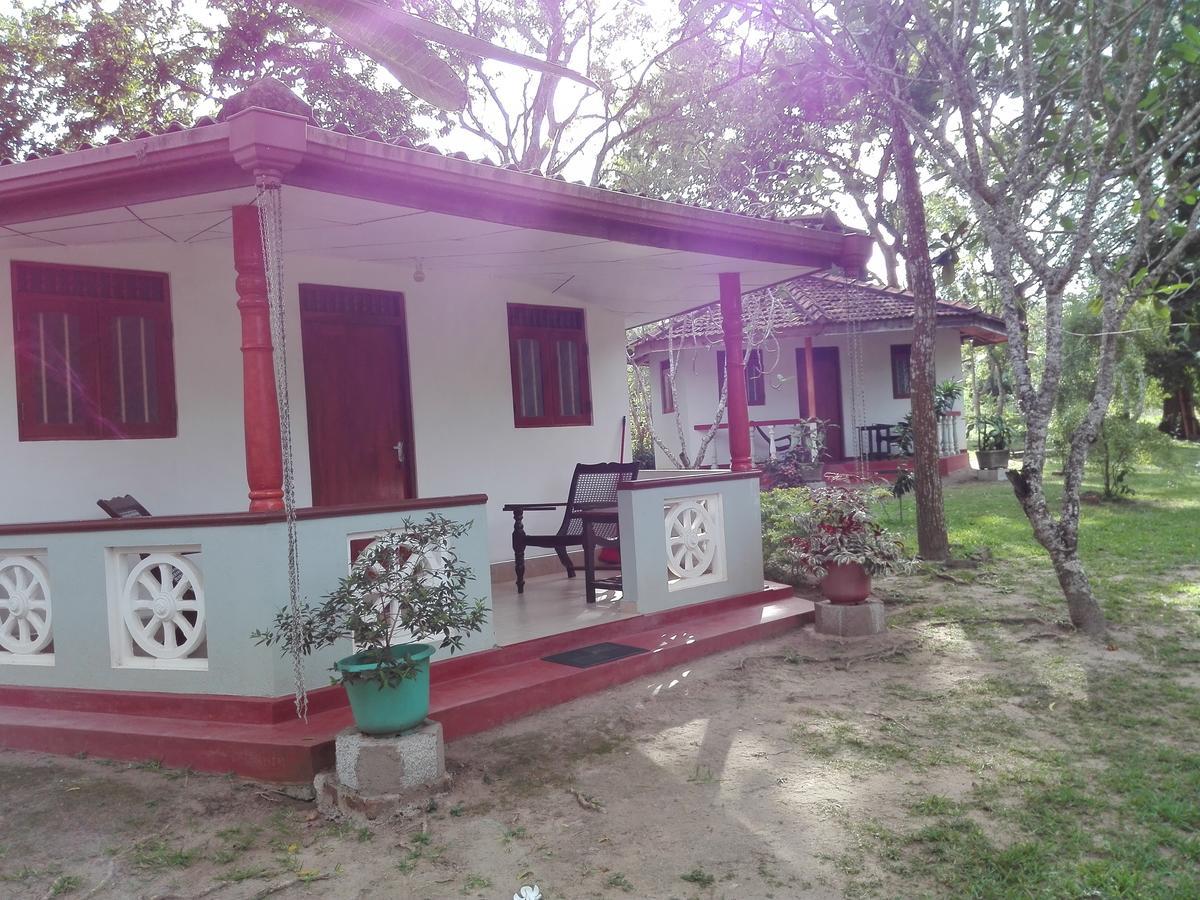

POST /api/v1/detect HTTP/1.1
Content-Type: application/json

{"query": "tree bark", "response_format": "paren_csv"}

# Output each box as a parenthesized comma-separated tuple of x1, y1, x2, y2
(1161, 386, 1199, 440)
(892, 115, 950, 561)
(1007, 466, 1107, 637)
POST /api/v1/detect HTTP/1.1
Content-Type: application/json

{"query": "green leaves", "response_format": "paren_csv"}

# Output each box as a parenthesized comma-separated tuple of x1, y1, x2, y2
(1, 0, 434, 159)
(252, 514, 487, 690)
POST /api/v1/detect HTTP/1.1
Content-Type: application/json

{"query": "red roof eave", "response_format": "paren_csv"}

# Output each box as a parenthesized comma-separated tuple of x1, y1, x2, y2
(0, 108, 871, 273)
(0, 123, 245, 225)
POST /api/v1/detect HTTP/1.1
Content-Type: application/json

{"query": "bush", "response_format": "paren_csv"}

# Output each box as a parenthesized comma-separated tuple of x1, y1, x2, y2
(761, 488, 813, 584)
(1092, 416, 1174, 498)
(760, 480, 911, 584)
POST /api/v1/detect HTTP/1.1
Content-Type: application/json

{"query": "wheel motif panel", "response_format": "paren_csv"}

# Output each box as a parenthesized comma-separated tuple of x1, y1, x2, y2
(665, 499, 719, 580)
(121, 553, 206, 660)
(0, 555, 52, 655)
(358, 539, 448, 639)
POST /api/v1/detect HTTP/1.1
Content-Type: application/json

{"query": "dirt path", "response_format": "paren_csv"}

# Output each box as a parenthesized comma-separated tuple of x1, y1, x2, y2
(1, 567, 1193, 899)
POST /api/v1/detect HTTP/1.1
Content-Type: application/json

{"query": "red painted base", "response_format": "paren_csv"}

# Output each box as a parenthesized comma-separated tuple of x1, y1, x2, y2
(0, 586, 811, 783)
(822, 451, 969, 483)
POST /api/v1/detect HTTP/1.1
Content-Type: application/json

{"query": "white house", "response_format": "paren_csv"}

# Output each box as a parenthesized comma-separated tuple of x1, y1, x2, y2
(630, 274, 1007, 476)
(0, 83, 874, 779)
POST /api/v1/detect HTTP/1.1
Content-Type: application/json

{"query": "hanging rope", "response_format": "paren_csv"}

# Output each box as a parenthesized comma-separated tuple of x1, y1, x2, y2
(256, 181, 308, 720)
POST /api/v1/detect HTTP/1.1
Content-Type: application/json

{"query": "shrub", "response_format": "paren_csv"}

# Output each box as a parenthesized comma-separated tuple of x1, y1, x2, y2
(761, 479, 911, 584)
(761, 487, 813, 584)
(1093, 415, 1174, 498)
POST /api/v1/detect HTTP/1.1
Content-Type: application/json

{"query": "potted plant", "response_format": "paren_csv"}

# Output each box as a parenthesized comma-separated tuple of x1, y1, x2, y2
(253, 514, 487, 735)
(969, 413, 1013, 470)
(934, 379, 963, 416)
(785, 477, 910, 604)
(762, 419, 827, 488)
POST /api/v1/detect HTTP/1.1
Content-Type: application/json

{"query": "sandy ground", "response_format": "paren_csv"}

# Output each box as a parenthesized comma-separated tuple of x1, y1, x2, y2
(0, 566, 1180, 900)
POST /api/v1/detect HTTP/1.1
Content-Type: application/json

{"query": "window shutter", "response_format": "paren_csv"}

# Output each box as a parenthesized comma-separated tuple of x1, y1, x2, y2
(12, 262, 175, 440)
(507, 304, 591, 427)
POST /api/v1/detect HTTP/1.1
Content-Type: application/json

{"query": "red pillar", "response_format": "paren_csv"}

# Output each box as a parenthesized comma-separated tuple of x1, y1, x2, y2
(803, 335, 817, 417)
(232, 205, 284, 512)
(719, 272, 753, 472)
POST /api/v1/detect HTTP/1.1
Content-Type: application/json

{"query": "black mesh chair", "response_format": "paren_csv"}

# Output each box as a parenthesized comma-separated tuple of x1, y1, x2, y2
(502, 462, 639, 593)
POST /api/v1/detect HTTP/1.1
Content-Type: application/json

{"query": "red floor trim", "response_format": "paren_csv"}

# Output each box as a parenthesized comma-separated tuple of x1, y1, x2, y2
(0, 586, 811, 782)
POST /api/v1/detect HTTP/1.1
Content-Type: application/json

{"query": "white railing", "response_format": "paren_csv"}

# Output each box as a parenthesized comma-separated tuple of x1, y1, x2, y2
(664, 493, 727, 591)
(0, 552, 53, 665)
(0, 497, 492, 696)
(617, 471, 764, 614)
(938, 413, 962, 455)
(106, 547, 208, 670)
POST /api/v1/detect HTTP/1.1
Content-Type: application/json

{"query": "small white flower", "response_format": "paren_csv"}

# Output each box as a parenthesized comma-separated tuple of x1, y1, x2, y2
(514, 886, 543, 900)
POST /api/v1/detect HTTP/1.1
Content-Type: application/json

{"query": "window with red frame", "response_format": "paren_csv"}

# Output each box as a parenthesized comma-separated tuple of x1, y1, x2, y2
(891, 344, 912, 399)
(659, 359, 676, 413)
(717, 349, 766, 406)
(11, 262, 176, 440)
(507, 303, 592, 427)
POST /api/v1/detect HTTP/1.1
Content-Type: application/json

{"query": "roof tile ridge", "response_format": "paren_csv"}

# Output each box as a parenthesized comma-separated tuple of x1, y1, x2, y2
(791, 279, 838, 325)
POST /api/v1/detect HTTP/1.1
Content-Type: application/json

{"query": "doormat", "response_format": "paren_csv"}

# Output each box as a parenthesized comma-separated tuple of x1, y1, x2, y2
(542, 642, 649, 669)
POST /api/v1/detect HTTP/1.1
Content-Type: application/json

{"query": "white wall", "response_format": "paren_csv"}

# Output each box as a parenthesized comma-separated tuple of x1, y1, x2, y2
(646, 329, 966, 467)
(0, 242, 630, 564)
(0, 242, 251, 521)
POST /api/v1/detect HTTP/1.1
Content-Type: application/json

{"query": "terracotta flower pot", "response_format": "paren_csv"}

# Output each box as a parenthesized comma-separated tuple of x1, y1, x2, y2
(820, 562, 872, 605)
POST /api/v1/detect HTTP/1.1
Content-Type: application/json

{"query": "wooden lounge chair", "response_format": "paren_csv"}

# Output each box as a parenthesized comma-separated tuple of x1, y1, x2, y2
(502, 462, 639, 593)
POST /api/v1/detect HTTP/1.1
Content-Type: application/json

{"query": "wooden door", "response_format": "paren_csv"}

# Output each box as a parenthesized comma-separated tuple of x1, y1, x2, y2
(300, 284, 415, 506)
(796, 346, 846, 460)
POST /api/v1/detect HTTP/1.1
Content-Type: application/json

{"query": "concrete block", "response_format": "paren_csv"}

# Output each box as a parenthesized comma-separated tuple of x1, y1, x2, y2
(335, 719, 445, 794)
(814, 598, 887, 637)
(315, 720, 450, 823)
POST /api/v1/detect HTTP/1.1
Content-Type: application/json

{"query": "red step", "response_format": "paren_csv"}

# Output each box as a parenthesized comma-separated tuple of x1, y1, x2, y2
(0, 587, 811, 782)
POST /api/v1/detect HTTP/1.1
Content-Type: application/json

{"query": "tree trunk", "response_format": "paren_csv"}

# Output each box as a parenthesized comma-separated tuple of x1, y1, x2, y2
(1046, 542, 1108, 637)
(1005, 466, 1107, 636)
(892, 115, 950, 561)
(1161, 386, 1200, 440)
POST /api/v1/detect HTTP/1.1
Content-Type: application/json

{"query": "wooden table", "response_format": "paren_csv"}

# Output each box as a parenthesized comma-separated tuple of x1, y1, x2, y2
(580, 506, 622, 604)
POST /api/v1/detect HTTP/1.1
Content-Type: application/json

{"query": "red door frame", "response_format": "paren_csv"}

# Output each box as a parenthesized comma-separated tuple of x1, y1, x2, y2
(298, 284, 417, 506)
(795, 345, 846, 461)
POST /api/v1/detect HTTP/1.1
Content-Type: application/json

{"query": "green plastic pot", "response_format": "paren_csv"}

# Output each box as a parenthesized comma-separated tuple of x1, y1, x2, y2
(334, 642, 435, 735)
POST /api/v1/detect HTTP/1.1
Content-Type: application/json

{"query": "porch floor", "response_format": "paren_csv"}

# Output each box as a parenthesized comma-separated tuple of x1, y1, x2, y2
(491, 572, 638, 646)
(0, 584, 813, 783)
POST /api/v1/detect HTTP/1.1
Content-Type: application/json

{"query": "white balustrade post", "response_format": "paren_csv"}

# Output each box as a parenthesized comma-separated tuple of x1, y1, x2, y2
(768, 425, 777, 461)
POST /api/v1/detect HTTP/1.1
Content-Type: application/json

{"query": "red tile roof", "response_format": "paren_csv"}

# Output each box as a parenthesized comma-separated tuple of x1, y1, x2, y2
(631, 272, 1007, 349)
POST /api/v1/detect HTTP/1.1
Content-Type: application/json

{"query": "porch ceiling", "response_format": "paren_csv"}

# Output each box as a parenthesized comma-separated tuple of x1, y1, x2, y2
(2, 186, 824, 324)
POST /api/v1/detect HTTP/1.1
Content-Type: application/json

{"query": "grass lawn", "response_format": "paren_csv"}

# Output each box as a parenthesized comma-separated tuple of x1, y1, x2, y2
(881, 446, 1200, 628)
(860, 445, 1200, 898)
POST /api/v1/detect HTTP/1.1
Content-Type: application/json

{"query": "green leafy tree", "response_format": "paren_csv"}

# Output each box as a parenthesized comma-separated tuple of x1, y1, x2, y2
(615, 0, 954, 560)
(879, 0, 1200, 636)
(0, 0, 441, 158)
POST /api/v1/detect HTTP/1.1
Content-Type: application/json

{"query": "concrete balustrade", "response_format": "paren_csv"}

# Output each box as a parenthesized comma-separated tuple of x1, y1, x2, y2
(0, 497, 493, 697)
